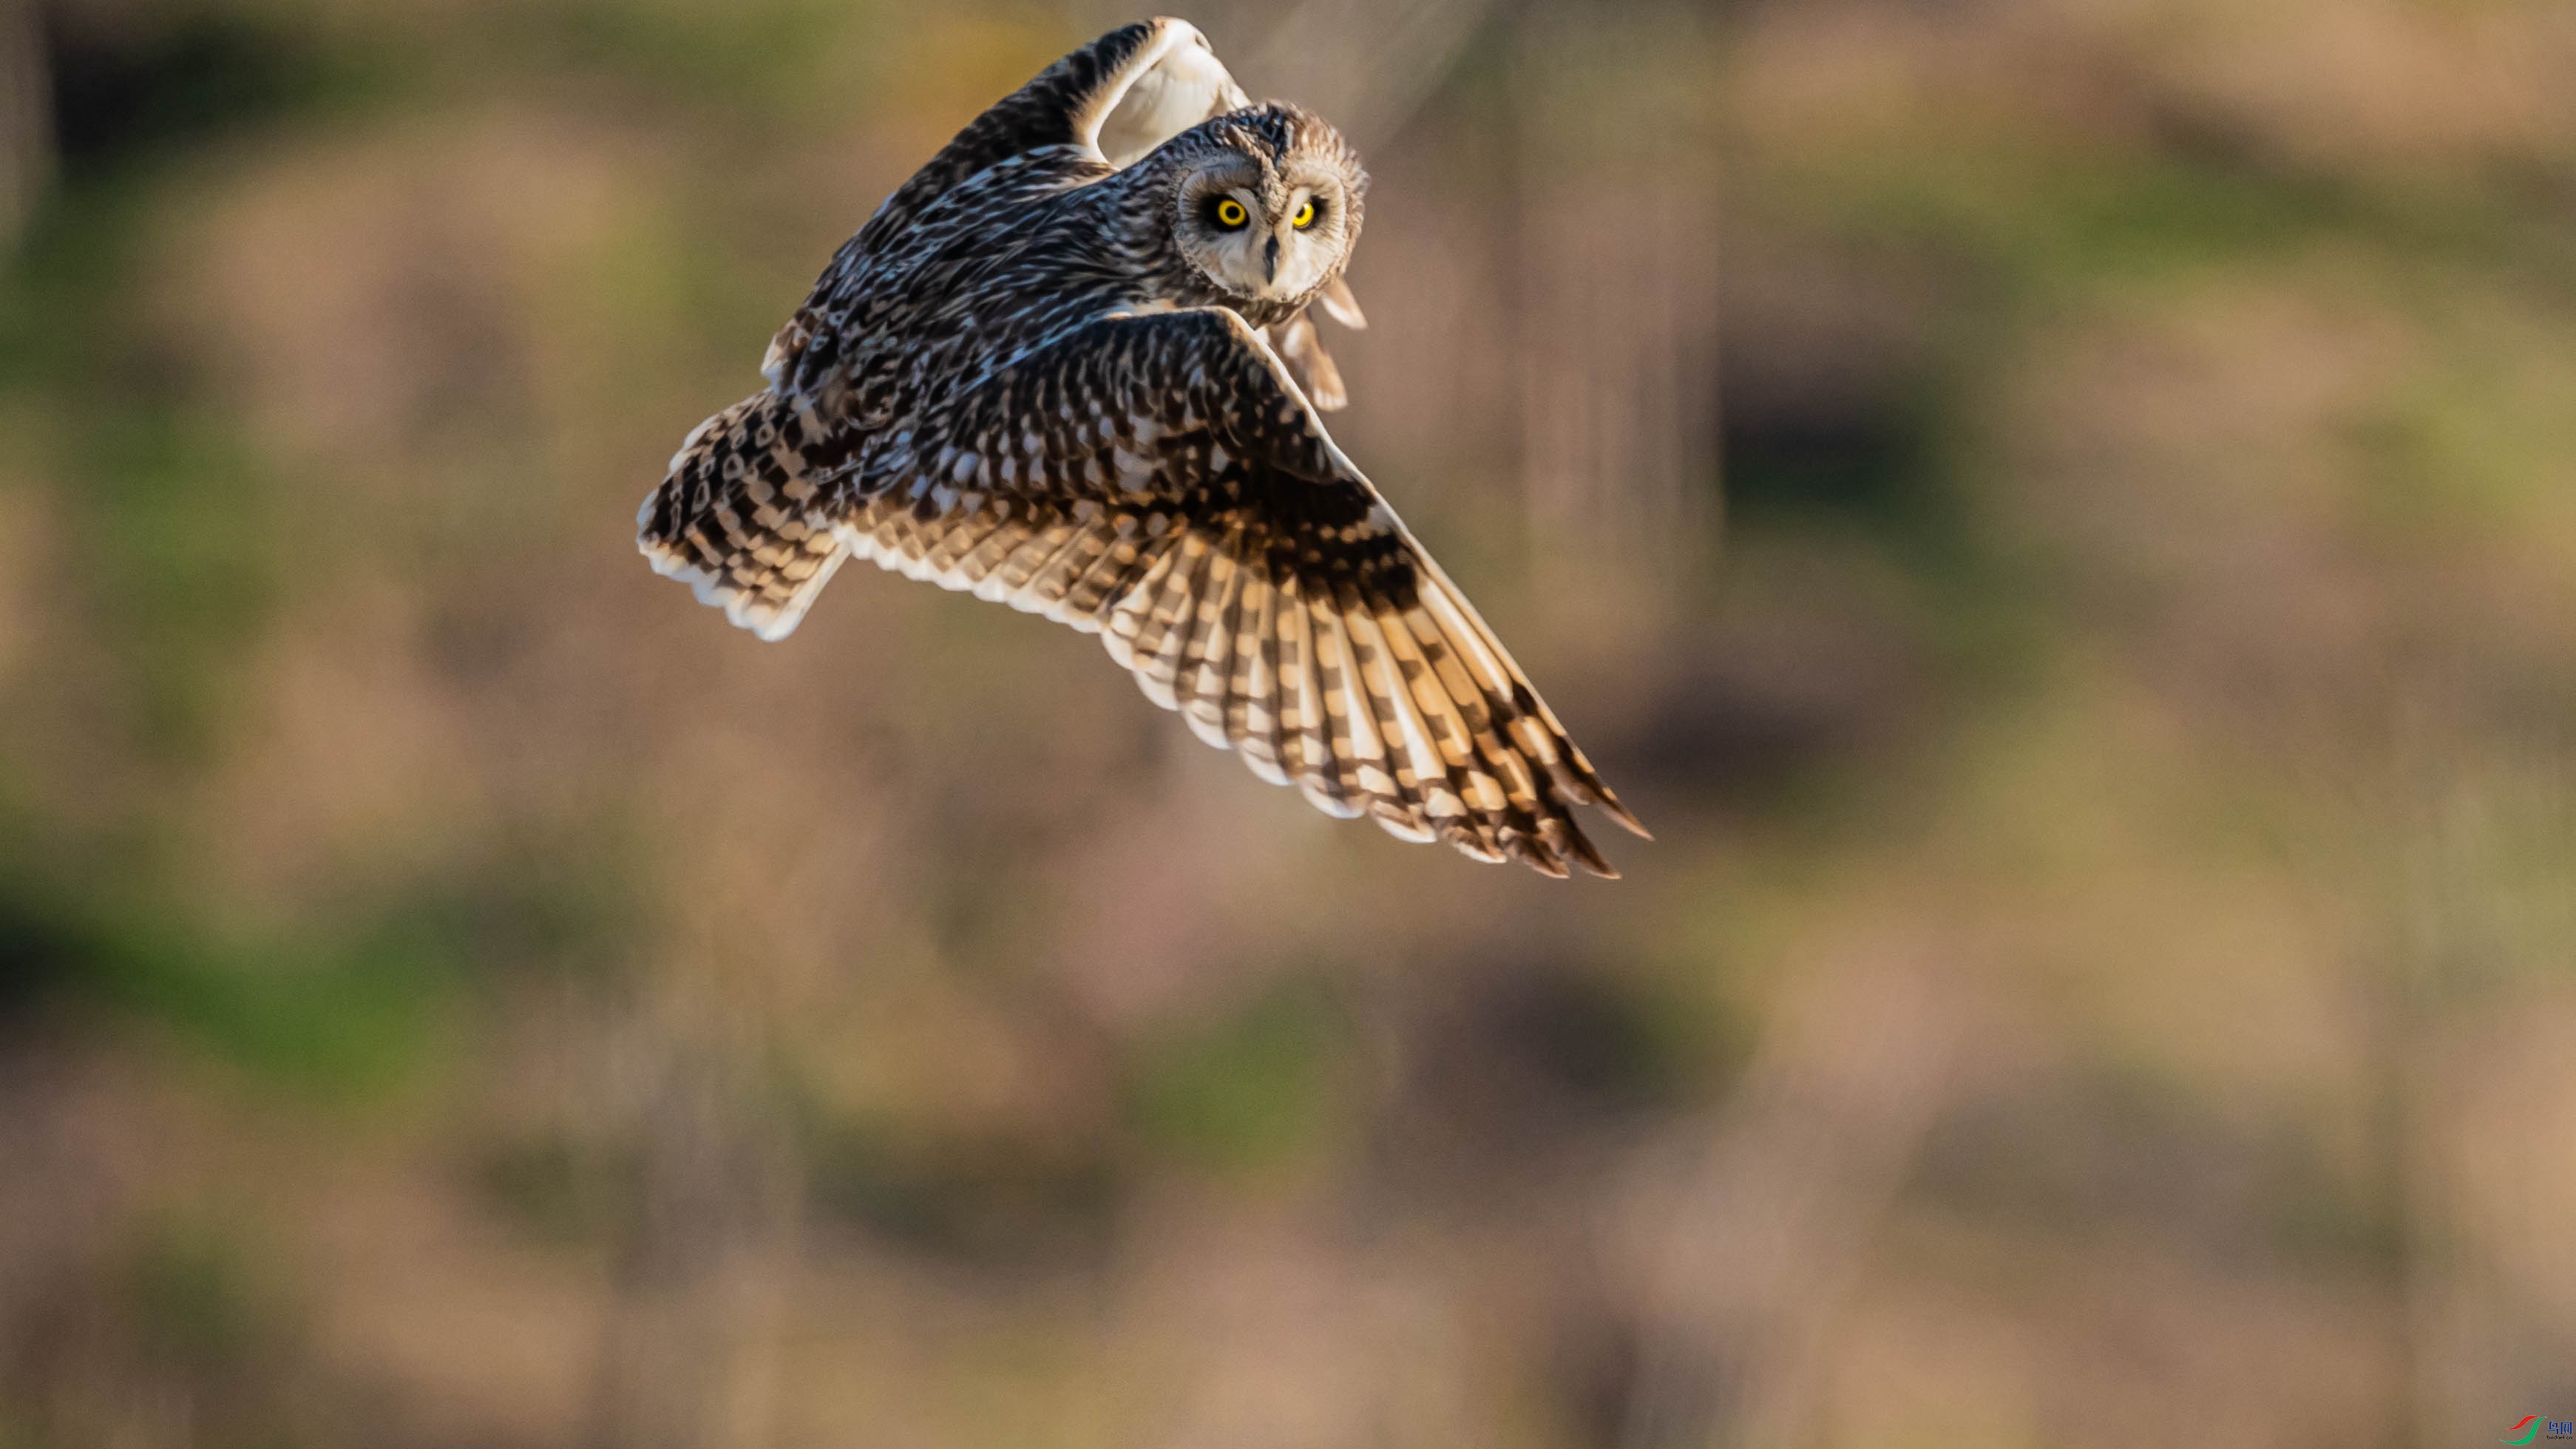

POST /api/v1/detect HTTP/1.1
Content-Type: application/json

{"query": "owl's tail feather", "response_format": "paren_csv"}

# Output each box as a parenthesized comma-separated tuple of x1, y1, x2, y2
(637, 390, 852, 642)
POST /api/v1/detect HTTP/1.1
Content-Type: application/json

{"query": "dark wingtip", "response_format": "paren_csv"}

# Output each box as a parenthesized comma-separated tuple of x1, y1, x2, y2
(1567, 836, 1620, 880)
(1502, 830, 1573, 879)
(1542, 818, 1619, 879)
(1595, 793, 1651, 841)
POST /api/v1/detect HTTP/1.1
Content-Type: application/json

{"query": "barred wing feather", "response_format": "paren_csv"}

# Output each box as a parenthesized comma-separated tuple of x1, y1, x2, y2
(833, 307, 1644, 878)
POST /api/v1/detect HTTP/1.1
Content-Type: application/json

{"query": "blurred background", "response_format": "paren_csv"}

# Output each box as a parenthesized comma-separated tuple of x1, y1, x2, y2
(3, 0, 2575, 1445)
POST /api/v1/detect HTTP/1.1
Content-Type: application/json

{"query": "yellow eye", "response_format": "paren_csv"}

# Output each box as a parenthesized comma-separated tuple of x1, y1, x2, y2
(1292, 200, 1318, 229)
(1213, 197, 1248, 229)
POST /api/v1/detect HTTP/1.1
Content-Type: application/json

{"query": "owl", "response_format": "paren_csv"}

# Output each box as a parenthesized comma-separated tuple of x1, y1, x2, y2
(637, 17, 1646, 877)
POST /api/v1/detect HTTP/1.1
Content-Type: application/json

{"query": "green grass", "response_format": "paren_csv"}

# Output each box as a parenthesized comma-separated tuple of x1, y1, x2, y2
(1122, 980, 1353, 1175)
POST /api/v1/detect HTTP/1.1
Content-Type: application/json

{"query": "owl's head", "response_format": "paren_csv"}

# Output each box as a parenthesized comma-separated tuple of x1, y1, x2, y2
(1164, 104, 1366, 310)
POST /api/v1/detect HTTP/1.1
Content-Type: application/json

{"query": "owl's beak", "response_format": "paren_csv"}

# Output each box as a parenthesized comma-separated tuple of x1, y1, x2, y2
(1262, 233, 1280, 284)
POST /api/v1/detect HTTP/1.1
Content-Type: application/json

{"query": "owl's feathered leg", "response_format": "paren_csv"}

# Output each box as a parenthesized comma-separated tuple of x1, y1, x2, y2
(1318, 276, 1366, 330)
(637, 390, 851, 642)
(1268, 277, 1369, 412)
(1269, 313, 1347, 411)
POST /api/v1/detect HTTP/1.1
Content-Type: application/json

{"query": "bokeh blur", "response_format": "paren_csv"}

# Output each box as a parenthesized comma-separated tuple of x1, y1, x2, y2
(4, 0, 2575, 1444)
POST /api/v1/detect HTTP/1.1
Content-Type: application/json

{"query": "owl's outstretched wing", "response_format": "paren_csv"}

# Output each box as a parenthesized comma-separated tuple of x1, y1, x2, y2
(829, 307, 1644, 878)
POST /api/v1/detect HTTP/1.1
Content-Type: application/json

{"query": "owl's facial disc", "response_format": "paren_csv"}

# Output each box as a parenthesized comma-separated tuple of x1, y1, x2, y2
(1175, 157, 1349, 306)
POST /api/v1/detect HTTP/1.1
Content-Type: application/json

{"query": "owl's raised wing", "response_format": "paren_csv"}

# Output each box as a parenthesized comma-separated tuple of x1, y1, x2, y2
(764, 19, 1257, 410)
(828, 308, 1644, 878)
(858, 18, 1247, 251)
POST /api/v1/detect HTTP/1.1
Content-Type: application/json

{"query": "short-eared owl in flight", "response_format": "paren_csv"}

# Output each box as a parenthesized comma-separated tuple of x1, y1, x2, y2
(638, 18, 1645, 877)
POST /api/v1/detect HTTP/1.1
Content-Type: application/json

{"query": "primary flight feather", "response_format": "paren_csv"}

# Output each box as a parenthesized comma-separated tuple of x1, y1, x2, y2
(637, 17, 1646, 877)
